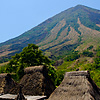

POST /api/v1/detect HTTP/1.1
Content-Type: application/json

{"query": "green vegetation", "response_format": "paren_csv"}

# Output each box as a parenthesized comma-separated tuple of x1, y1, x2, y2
(87, 45, 93, 50)
(0, 44, 51, 81)
(67, 26, 71, 35)
(0, 57, 9, 64)
(56, 46, 100, 87)
(56, 25, 67, 40)
(0, 44, 61, 87)
(48, 66, 58, 86)
(0, 44, 100, 88)
(82, 50, 94, 57)
(64, 51, 80, 61)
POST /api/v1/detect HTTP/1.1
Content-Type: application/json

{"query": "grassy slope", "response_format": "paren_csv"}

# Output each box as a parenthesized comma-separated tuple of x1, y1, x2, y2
(56, 48, 100, 87)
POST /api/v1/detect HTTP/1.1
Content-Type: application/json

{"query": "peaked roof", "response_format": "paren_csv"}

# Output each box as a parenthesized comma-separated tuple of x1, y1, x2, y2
(10, 65, 55, 97)
(48, 71, 100, 100)
(0, 73, 16, 94)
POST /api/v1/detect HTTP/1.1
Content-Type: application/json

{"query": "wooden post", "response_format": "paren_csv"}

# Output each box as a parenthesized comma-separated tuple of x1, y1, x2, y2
(15, 85, 26, 100)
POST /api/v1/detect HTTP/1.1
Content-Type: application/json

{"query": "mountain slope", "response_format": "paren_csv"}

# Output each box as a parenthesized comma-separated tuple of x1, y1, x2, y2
(1, 5, 100, 61)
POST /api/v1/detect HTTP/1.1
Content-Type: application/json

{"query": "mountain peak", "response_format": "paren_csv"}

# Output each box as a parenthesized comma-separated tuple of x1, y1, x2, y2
(0, 5, 100, 61)
(73, 4, 87, 10)
(75, 4, 84, 7)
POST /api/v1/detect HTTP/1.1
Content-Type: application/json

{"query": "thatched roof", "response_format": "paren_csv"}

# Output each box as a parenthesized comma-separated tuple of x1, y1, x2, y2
(24, 65, 44, 74)
(10, 65, 55, 97)
(48, 71, 100, 100)
(0, 73, 8, 78)
(0, 73, 16, 94)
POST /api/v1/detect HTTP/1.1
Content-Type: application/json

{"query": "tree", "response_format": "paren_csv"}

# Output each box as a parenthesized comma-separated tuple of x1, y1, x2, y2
(19, 44, 50, 66)
(5, 44, 51, 80)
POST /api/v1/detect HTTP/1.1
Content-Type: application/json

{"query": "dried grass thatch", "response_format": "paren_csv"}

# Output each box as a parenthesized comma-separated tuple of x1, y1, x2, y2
(24, 65, 44, 74)
(10, 65, 55, 97)
(48, 71, 100, 100)
(0, 73, 16, 94)
(0, 73, 8, 78)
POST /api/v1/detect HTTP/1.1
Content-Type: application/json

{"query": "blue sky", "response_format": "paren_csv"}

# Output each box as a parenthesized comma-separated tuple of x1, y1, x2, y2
(0, 0, 100, 43)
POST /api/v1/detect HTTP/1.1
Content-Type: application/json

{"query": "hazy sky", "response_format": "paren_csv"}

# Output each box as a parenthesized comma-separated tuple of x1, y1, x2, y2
(0, 0, 100, 43)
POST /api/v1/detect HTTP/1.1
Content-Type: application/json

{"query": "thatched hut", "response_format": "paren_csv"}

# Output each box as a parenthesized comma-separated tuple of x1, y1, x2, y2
(10, 65, 55, 97)
(0, 73, 16, 94)
(48, 71, 100, 100)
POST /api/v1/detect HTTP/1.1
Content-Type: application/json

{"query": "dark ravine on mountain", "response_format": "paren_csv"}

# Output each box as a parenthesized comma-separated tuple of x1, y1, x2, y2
(1, 5, 100, 62)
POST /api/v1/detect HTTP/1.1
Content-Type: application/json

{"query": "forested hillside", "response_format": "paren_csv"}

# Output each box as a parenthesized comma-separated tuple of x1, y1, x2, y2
(56, 46, 100, 87)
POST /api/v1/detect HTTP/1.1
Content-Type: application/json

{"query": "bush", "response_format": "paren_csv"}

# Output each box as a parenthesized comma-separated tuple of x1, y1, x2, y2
(65, 51, 80, 61)
(82, 50, 94, 57)
(87, 45, 93, 50)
